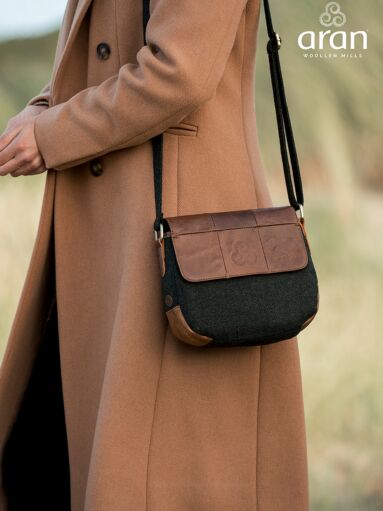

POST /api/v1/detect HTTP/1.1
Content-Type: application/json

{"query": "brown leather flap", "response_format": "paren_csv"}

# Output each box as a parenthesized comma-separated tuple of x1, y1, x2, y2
(164, 206, 308, 282)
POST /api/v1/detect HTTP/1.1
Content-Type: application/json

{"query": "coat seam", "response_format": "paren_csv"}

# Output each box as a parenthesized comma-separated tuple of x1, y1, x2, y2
(114, 0, 121, 68)
(176, 135, 180, 215)
(145, 325, 167, 511)
(240, 2, 259, 208)
(256, 345, 262, 511)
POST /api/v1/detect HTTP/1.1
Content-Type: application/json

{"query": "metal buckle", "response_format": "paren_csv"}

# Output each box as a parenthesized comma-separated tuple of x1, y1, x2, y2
(275, 33, 282, 49)
(154, 223, 164, 244)
(296, 203, 304, 222)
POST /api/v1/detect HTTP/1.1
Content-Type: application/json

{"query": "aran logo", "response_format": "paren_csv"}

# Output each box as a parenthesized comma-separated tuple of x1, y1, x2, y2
(298, 2, 368, 51)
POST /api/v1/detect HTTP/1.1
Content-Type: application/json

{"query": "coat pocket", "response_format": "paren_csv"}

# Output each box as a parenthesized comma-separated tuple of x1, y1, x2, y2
(164, 122, 198, 137)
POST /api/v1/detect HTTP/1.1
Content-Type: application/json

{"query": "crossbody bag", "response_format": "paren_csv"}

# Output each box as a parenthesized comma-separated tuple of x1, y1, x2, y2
(143, 0, 320, 347)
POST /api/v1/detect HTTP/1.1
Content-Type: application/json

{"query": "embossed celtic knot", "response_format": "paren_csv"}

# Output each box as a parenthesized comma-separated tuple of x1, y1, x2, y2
(320, 2, 347, 27)
(231, 240, 259, 266)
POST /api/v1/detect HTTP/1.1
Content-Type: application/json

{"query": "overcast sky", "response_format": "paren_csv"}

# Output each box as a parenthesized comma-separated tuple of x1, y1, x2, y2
(0, 0, 67, 41)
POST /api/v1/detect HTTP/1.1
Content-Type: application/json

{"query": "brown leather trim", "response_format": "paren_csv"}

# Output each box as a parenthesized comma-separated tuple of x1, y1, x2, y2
(165, 206, 299, 236)
(166, 306, 213, 346)
(157, 240, 165, 277)
(164, 206, 309, 282)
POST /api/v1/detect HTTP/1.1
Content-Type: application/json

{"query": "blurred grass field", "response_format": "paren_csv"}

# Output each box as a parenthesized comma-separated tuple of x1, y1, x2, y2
(296, 191, 383, 510)
(1, 1, 382, 509)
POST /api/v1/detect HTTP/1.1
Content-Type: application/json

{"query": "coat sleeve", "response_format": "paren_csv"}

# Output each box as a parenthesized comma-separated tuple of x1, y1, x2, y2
(26, 82, 51, 107)
(34, 0, 249, 171)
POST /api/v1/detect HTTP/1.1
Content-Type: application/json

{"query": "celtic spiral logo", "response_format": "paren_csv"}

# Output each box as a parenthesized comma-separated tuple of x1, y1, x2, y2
(320, 2, 347, 27)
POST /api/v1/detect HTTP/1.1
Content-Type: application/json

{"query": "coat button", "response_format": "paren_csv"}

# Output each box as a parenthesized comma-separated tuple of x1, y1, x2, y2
(96, 42, 111, 60)
(90, 159, 103, 176)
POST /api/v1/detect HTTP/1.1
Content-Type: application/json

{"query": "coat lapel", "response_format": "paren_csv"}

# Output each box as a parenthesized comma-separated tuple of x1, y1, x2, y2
(51, 0, 94, 99)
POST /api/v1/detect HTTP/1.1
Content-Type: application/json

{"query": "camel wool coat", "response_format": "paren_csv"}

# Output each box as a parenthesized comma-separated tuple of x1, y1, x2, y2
(0, 0, 310, 509)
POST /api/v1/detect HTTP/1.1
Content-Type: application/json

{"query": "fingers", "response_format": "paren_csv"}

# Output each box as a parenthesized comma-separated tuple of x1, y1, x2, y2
(0, 125, 21, 152)
(11, 167, 47, 177)
(22, 167, 47, 176)
(0, 119, 46, 176)
(12, 160, 47, 176)
(0, 154, 46, 177)
(0, 130, 19, 167)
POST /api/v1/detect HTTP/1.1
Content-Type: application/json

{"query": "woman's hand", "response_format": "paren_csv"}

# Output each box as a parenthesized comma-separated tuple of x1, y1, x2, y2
(0, 105, 48, 177)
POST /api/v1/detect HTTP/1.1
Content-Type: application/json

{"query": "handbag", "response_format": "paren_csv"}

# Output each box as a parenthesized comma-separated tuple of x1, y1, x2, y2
(143, 0, 319, 348)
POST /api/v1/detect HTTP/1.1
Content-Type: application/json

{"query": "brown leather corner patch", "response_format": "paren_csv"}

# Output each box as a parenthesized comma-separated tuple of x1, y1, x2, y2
(166, 306, 213, 346)
(165, 206, 309, 282)
(157, 240, 166, 277)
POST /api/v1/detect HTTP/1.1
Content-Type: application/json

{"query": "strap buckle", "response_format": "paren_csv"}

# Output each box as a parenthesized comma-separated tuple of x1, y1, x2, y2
(296, 203, 304, 223)
(267, 32, 282, 54)
(154, 223, 164, 244)
(275, 32, 282, 49)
